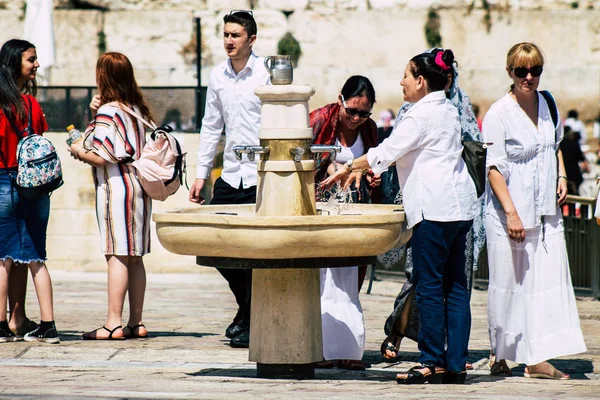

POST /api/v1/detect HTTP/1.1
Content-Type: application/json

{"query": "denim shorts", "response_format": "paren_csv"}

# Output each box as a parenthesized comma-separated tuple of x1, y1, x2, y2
(0, 169, 50, 263)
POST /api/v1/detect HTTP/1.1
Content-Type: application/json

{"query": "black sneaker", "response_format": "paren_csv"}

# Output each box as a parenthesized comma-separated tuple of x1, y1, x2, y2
(0, 321, 18, 343)
(15, 318, 38, 340)
(24, 321, 60, 344)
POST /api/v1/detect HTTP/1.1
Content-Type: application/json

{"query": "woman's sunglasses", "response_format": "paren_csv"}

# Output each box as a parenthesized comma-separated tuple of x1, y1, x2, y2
(341, 95, 372, 118)
(512, 65, 543, 79)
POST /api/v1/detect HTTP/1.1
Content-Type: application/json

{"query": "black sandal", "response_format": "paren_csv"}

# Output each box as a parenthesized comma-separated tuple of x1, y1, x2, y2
(396, 365, 444, 385)
(82, 325, 125, 340)
(124, 324, 148, 339)
(380, 334, 403, 361)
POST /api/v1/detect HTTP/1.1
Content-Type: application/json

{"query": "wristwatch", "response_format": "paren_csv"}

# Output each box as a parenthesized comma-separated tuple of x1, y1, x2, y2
(345, 158, 354, 172)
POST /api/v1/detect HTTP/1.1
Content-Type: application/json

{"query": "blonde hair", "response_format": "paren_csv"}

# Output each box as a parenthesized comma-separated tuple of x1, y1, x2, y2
(506, 42, 545, 69)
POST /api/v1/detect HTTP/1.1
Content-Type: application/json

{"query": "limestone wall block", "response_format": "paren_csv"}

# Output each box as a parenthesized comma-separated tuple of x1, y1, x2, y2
(47, 209, 98, 236)
(0, 11, 23, 48)
(206, 0, 250, 11)
(46, 235, 104, 267)
(367, 0, 403, 10)
(307, 0, 368, 11)
(288, 10, 427, 68)
(253, 10, 289, 41)
(49, 10, 103, 85)
(0, 0, 25, 11)
(103, 11, 193, 81)
(255, 0, 309, 12)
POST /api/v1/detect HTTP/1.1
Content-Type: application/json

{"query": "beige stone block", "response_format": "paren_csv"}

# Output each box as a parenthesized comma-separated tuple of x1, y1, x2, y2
(260, 102, 311, 128)
(0, 11, 23, 46)
(207, 0, 250, 12)
(0, 0, 25, 11)
(51, 10, 102, 86)
(46, 235, 104, 263)
(103, 11, 193, 73)
(307, 0, 368, 11)
(256, 0, 309, 12)
(368, 0, 402, 9)
(47, 209, 98, 236)
(287, 10, 427, 68)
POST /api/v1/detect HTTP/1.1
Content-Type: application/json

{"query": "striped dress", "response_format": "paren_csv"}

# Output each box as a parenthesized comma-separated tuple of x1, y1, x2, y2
(85, 103, 151, 256)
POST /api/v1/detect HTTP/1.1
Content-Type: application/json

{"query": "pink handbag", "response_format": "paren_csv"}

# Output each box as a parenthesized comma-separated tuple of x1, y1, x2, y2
(117, 104, 187, 201)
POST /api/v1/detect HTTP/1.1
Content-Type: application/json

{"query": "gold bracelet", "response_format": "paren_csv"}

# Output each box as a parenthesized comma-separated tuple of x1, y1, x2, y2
(558, 175, 567, 181)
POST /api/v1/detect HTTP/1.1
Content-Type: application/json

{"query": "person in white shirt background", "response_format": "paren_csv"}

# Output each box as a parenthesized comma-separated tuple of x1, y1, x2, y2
(188, 10, 270, 349)
(482, 42, 586, 380)
(322, 48, 478, 385)
(564, 109, 587, 147)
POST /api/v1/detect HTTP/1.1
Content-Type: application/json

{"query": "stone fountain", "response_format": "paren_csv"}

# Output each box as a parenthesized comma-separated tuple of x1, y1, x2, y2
(153, 84, 411, 379)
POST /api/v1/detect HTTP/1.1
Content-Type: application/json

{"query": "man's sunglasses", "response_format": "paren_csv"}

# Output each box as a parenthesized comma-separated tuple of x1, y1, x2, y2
(229, 9, 254, 19)
(512, 65, 543, 79)
(341, 95, 372, 118)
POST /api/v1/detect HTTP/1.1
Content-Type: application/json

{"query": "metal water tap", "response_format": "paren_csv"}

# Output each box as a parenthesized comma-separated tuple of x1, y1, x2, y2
(310, 145, 342, 163)
(289, 147, 305, 162)
(233, 145, 270, 162)
(233, 145, 269, 162)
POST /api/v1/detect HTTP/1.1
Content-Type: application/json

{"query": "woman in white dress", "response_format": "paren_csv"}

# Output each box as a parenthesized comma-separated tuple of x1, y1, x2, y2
(483, 42, 586, 379)
(311, 76, 381, 370)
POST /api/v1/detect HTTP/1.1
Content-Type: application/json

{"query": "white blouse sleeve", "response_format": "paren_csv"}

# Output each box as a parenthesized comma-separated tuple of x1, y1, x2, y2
(367, 115, 422, 176)
(482, 110, 511, 181)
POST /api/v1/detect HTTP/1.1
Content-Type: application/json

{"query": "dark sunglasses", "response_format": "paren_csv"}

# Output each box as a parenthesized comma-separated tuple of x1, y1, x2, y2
(341, 95, 372, 118)
(512, 65, 543, 78)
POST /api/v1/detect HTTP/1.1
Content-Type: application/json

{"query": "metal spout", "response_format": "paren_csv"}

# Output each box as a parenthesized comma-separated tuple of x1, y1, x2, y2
(290, 147, 305, 162)
(310, 145, 342, 163)
(233, 145, 270, 162)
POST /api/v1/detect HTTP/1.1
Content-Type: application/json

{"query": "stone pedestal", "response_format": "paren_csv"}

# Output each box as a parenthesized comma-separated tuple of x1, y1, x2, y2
(249, 85, 322, 379)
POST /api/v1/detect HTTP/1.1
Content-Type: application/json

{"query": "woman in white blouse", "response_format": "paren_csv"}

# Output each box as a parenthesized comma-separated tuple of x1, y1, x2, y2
(322, 49, 478, 385)
(483, 42, 586, 380)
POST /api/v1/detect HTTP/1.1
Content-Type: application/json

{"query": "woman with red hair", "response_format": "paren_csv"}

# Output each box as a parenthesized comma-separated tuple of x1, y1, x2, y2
(69, 52, 153, 340)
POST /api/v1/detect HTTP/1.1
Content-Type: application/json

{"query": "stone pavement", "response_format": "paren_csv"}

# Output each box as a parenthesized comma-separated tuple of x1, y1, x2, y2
(0, 267, 599, 399)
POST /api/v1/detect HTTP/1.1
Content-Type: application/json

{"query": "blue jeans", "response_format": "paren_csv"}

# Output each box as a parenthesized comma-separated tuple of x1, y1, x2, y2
(411, 219, 472, 373)
(0, 169, 50, 262)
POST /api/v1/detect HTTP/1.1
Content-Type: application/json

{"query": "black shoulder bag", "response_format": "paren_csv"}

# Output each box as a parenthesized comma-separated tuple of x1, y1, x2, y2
(462, 140, 489, 199)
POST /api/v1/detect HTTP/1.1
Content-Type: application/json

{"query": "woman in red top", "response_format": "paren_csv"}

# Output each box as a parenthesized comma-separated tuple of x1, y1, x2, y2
(0, 39, 58, 343)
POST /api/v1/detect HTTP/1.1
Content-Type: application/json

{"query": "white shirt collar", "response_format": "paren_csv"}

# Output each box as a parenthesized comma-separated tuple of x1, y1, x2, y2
(226, 51, 257, 77)
(417, 90, 447, 104)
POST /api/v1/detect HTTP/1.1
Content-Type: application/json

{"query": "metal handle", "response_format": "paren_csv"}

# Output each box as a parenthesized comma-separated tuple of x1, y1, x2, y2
(233, 145, 270, 162)
(310, 145, 342, 163)
(264, 56, 273, 78)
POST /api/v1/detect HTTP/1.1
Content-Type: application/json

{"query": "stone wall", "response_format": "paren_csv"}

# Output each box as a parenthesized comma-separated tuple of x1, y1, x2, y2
(2, 4, 600, 119)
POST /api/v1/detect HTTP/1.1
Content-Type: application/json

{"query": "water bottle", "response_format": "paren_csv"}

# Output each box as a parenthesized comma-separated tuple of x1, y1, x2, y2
(66, 125, 82, 146)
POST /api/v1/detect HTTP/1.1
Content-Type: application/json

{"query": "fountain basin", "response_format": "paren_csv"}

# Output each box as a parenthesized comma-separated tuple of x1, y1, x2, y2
(153, 203, 411, 261)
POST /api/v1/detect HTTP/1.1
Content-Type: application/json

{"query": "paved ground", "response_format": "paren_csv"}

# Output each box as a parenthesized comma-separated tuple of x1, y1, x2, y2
(0, 268, 599, 399)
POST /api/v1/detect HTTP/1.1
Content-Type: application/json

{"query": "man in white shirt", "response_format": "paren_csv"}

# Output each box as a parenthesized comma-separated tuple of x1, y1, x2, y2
(189, 10, 270, 348)
(564, 109, 586, 146)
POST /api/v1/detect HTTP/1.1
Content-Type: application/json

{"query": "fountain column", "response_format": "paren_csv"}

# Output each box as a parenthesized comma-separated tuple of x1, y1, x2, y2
(249, 85, 322, 379)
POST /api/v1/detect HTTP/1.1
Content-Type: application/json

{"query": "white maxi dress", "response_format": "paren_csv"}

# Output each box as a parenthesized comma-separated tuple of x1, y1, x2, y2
(320, 136, 365, 361)
(482, 93, 586, 365)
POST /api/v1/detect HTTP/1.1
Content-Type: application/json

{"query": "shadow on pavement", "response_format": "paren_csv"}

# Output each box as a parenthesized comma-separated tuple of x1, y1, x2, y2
(57, 330, 218, 341)
(187, 367, 399, 381)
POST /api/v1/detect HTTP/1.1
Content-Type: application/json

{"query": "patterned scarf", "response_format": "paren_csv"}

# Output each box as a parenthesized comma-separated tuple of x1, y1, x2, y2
(310, 103, 379, 185)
